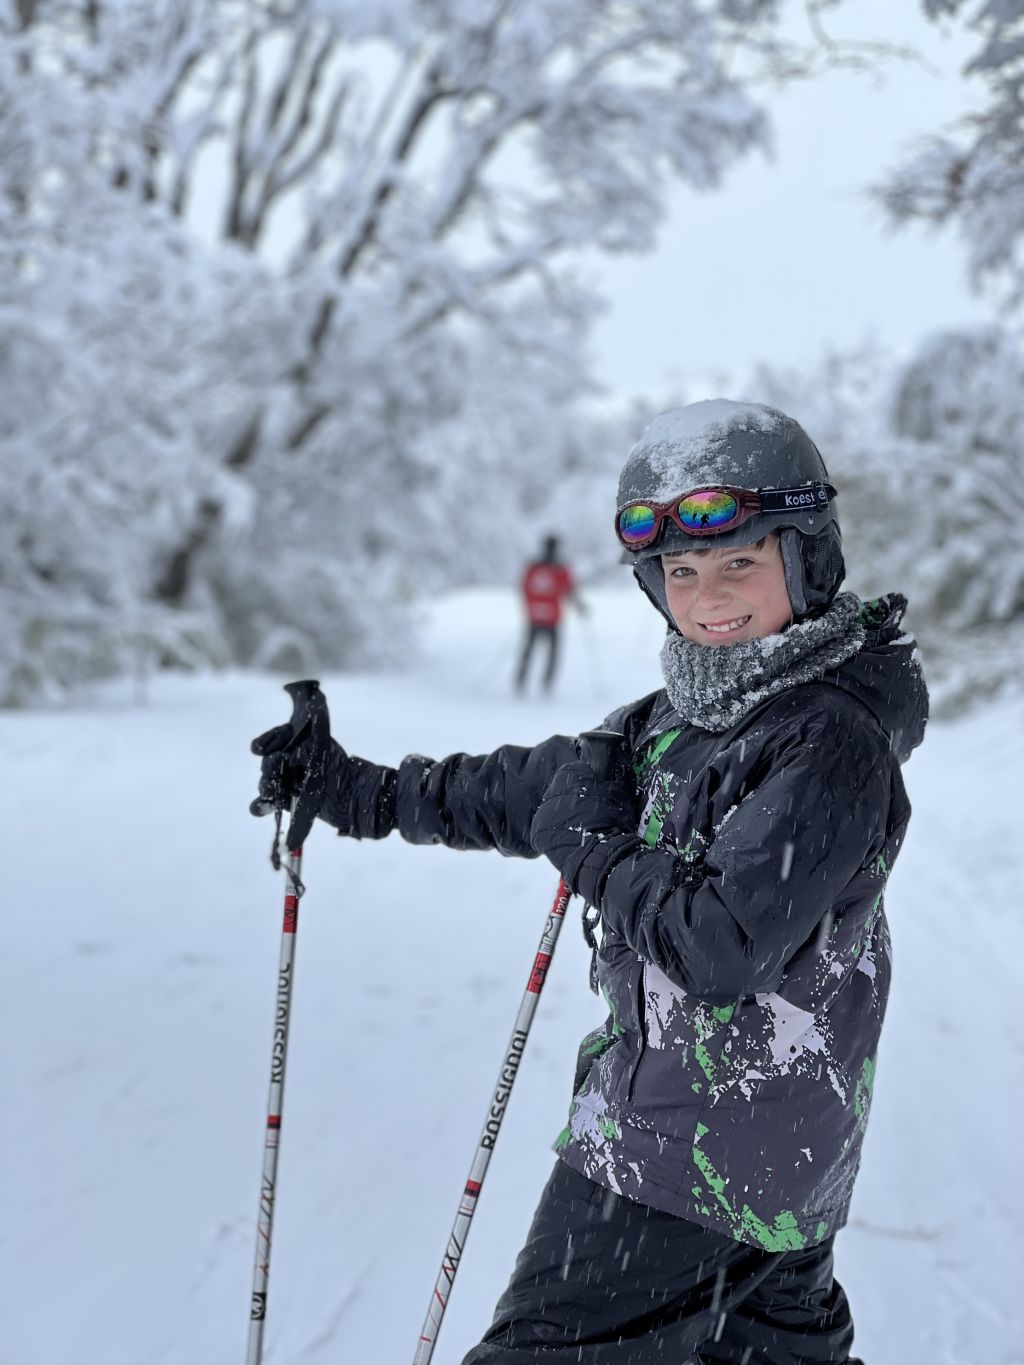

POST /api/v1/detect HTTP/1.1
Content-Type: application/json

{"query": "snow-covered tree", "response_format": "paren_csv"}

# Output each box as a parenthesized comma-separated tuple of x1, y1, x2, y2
(876, 0, 1024, 305)
(850, 1, 1024, 709)
(748, 329, 1024, 713)
(2, 0, 841, 699)
(883, 327, 1024, 711)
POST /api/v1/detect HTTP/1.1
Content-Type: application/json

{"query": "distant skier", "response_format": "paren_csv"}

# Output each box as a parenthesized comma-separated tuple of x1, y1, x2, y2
(515, 534, 584, 694)
(251, 400, 927, 1364)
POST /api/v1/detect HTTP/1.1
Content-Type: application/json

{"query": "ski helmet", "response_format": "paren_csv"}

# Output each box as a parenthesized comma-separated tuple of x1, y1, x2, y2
(616, 400, 844, 626)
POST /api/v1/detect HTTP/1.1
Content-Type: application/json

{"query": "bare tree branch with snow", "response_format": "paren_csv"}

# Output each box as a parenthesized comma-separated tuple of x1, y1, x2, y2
(875, 0, 1024, 305)
(1, 0, 873, 700)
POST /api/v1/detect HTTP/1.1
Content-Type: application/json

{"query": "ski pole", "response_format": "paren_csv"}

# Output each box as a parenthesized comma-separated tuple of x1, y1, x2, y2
(246, 820, 304, 1365)
(413, 728, 625, 1365)
(246, 680, 330, 1365)
(413, 876, 571, 1365)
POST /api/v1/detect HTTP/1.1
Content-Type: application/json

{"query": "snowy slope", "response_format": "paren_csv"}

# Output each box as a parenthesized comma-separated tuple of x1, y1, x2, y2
(7, 586, 1023, 1365)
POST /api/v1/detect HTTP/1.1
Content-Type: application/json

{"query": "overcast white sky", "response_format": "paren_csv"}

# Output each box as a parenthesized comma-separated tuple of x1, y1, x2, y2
(585, 2, 998, 398)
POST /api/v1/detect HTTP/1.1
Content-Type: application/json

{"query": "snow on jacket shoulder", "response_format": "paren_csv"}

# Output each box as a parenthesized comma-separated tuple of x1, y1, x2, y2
(392, 606, 927, 1252)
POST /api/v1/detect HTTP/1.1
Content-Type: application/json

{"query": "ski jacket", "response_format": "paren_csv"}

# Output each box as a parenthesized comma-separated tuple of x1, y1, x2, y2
(521, 561, 575, 627)
(393, 597, 928, 1252)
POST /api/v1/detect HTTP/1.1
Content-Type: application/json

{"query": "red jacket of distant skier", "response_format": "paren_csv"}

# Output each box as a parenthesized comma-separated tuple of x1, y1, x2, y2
(521, 562, 575, 627)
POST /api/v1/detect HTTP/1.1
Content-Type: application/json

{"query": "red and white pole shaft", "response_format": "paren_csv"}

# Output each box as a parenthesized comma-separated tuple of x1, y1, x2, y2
(246, 841, 304, 1365)
(413, 878, 572, 1365)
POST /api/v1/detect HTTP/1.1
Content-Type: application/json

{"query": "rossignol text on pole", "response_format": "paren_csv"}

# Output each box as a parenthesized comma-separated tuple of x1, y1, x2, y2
(412, 727, 624, 1364)
(246, 679, 328, 1365)
(413, 876, 572, 1365)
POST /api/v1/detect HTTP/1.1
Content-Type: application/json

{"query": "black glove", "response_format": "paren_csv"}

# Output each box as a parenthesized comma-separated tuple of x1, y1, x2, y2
(250, 728, 397, 845)
(530, 759, 639, 905)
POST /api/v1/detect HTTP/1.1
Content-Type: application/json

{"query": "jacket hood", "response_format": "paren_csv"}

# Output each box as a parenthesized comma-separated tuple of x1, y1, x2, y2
(830, 594, 929, 763)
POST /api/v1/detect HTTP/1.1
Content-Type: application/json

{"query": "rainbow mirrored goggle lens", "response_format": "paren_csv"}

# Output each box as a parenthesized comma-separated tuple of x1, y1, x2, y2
(615, 482, 836, 550)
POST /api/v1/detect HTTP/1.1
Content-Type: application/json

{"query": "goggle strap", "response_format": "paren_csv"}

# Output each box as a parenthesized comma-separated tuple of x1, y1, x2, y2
(751, 483, 835, 515)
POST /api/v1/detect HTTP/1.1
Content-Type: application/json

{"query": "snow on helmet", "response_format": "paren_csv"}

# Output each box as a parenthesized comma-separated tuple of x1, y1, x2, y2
(617, 399, 845, 625)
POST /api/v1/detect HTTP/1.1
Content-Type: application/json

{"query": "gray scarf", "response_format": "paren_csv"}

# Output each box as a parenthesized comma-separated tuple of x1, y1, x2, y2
(660, 592, 866, 732)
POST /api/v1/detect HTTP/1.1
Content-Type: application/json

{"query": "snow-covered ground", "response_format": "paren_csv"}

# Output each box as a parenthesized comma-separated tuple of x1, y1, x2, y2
(8, 586, 1024, 1365)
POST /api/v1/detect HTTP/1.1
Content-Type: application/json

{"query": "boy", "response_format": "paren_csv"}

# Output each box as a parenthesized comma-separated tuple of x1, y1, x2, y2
(251, 399, 927, 1363)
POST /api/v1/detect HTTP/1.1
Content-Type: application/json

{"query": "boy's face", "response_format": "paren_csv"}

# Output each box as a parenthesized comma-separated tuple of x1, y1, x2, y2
(661, 534, 793, 646)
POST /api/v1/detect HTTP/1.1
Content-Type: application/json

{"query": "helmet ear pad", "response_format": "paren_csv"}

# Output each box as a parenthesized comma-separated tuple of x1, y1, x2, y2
(632, 557, 678, 633)
(781, 525, 845, 618)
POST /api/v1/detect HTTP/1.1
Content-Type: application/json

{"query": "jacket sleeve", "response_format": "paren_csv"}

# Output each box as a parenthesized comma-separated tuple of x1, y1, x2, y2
(583, 708, 892, 1002)
(394, 735, 579, 855)
(392, 693, 662, 857)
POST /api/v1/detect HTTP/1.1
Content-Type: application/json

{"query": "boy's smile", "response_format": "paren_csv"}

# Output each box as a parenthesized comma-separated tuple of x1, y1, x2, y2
(700, 613, 753, 636)
(661, 534, 793, 646)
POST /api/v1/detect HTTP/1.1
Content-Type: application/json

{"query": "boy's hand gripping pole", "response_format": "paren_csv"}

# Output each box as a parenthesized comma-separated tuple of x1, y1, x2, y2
(246, 680, 328, 1365)
(413, 729, 625, 1365)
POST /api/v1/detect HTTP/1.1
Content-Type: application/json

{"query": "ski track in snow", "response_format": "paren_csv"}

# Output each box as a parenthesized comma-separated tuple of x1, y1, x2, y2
(6, 586, 1024, 1364)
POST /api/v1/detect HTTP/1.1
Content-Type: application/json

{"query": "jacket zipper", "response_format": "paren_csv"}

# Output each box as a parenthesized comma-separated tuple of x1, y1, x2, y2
(626, 965, 647, 1103)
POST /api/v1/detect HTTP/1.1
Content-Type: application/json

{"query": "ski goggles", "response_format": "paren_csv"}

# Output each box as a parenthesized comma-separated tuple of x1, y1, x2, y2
(615, 481, 837, 550)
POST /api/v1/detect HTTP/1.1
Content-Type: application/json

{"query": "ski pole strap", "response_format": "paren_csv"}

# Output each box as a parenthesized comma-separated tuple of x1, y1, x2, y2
(581, 902, 601, 995)
(270, 808, 306, 897)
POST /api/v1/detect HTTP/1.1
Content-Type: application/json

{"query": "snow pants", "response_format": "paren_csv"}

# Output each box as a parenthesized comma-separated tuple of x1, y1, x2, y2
(461, 1162, 860, 1365)
(515, 624, 559, 692)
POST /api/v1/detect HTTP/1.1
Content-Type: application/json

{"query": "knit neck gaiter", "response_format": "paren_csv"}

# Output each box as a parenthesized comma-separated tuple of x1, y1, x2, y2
(659, 592, 866, 733)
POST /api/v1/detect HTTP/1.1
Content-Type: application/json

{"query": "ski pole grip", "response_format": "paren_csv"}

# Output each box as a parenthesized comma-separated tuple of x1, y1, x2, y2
(576, 728, 626, 781)
(281, 679, 332, 854)
(283, 679, 322, 741)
